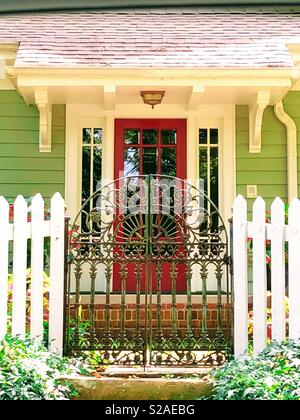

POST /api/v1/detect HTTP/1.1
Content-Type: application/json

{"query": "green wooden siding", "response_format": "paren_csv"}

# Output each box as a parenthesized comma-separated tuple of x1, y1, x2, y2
(236, 104, 287, 212)
(236, 91, 300, 211)
(0, 91, 65, 201)
(282, 91, 300, 195)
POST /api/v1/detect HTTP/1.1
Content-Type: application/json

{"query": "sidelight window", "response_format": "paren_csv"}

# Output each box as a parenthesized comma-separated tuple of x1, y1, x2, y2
(199, 128, 219, 208)
(81, 127, 103, 206)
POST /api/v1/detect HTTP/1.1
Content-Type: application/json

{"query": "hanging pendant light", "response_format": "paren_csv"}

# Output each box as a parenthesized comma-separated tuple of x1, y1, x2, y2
(140, 91, 165, 109)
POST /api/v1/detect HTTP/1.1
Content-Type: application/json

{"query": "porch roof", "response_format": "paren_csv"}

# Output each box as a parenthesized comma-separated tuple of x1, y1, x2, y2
(1, 9, 300, 69)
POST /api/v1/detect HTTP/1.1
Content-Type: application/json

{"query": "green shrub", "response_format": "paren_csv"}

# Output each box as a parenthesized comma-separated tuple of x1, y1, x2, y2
(206, 340, 300, 400)
(0, 335, 89, 400)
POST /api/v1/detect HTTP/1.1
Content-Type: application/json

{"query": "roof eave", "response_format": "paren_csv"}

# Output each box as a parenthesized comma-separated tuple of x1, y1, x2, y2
(0, 1, 300, 14)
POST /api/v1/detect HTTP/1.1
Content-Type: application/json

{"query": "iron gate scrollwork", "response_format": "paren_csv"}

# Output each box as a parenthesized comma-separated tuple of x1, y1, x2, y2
(65, 175, 232, 366)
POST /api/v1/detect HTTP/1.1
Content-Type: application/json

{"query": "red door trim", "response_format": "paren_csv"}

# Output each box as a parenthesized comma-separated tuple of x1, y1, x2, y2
(113, 119, 187, 292)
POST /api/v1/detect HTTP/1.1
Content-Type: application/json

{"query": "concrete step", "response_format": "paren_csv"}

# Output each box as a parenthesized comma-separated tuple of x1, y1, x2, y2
(62, 367, 213, 400)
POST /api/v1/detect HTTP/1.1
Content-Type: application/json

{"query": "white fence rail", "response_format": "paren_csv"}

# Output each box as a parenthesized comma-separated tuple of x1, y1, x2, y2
(233, 195, 300, 357)
(0, 193, 65, 354)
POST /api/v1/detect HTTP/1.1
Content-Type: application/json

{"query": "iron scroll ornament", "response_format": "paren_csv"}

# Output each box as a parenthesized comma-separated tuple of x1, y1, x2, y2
(65, 175, 231, 366)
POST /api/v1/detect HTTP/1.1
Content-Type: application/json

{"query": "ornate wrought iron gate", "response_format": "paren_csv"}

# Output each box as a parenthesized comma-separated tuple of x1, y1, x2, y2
(64, 176, 232, 366)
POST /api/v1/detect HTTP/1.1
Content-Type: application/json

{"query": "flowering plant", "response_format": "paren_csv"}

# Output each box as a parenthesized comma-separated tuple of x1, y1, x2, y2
(68, 224, 80, 247)
(8, 197, 51, 223)
(7, 269, 50, 332)
(248, 292, 289, 341)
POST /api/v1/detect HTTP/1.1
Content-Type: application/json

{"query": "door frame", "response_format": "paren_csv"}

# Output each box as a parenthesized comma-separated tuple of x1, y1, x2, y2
(113, 118, 187, 293)
(65, 104, 235, 230)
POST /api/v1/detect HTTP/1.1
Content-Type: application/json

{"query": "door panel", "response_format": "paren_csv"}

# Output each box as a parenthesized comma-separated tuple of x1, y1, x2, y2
(114, 119, 186, 180)
(114, 119, 187, 292)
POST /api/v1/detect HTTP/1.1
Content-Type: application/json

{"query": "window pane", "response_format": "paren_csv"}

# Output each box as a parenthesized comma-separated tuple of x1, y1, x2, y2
(161, 129, 177, 145)
(210, 147, 219, 230)
(93, 148, 102, 194)
(143, 148, 157, 175)
(82, 147, 91, 204)
(125, 129, 140, 145)
(124, 147, 140, 176)
(161, 148, 176, 177)
(83, 128, 91, 145)
(142, 129, 158, 144)
(210, 147, 219, 206)
(93, 128, 102, 144)
(199, 129, 207, 145)
(210, 128, 218, 145)
(199, 148, 208, 195)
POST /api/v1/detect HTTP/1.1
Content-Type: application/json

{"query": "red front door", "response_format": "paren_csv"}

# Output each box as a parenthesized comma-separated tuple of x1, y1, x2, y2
(114, 119, 186, 180)
(114, 119, 187, 292)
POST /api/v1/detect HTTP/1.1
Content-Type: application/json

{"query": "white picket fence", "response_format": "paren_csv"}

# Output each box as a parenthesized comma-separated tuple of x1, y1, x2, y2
(1, 191, 300, 359)
(0, 193, 65, 354)
(233, 195, 300, 357)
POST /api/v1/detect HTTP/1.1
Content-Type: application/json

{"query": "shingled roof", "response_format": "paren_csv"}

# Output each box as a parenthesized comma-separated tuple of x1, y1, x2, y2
(0, 9, 300, 68)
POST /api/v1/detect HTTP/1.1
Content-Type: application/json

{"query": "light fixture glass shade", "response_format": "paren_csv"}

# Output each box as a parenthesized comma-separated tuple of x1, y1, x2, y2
(140, 91, 165, 108)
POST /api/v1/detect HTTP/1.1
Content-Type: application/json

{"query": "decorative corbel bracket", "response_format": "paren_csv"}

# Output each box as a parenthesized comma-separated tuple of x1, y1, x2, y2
(187, 85, 205, 110)
(249, 91, 271, 153)
(103, 84, 116, 111)
(35, 89, 52, 152)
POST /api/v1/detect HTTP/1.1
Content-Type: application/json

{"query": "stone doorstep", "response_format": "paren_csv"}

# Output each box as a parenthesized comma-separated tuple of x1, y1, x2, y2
(102, 365, 212, 378)
(61, 372, 214, 400)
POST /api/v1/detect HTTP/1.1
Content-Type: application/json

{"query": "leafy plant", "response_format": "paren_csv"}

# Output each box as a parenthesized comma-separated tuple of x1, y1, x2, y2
(205, 340, 300, 400)
(0, 335, 90, 400)
(66, 310, 107, 369)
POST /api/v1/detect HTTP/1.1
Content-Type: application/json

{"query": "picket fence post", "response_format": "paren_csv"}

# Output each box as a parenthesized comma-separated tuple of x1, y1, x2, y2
(288, 199, 300, 340)
(252, 197, 267, 355)
(49, 193, 65, 354)
(30, 194, 45, 343)
(0, 197, 9, 340)
(233, 195, 248, 357)
(12, 196, 28, 339)
(270, 198, 286, 342)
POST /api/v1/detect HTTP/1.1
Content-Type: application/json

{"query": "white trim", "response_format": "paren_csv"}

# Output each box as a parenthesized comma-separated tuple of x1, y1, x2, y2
(35, 88, 52, 152)
(103, 113, 115, 184)
(65, 105, 79, 222)
(7, 66, 295, 83)
(72, 294, 227, 305)
(196, 105, 236, 226)
(65, 104, 105, 221)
